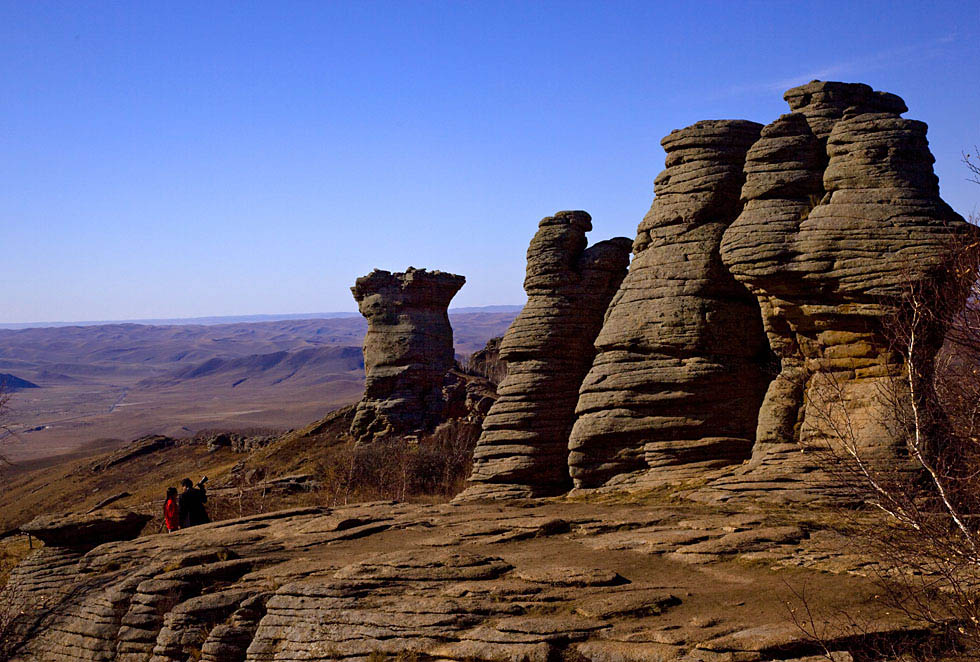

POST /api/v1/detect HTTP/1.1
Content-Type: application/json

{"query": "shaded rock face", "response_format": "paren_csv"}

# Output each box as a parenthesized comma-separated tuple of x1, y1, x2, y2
(466, 336, 506, 386)
(568, 121, 774, 489)
(349, 268, 465, 443)
(463, 211, 631, 498)
(712, 81, 971, 500)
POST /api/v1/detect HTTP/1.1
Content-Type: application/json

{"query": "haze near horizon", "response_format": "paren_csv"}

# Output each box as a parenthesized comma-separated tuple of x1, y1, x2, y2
(3, 0, 978, 324)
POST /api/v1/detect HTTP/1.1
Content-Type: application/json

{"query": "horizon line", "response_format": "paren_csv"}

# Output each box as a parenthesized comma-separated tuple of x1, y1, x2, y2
(0, 305, 524, 331)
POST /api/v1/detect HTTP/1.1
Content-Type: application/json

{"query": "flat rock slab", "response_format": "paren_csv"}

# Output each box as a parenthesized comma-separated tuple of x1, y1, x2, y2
(574, 589, 682, 619)
(515, 566, 626, 587)
(676, 526, 806, 556)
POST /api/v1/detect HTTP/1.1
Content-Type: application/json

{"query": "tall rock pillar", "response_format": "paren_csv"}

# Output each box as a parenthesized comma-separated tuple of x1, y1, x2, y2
(568, 120, 773, 489)
(713, 81, 973, 501)
(461, 211, 631, 499)
(350, 268, 465, 443)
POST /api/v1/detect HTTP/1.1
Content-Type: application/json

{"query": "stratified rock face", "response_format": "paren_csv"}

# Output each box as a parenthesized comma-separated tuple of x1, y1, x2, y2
(350, 268, 465, 443)
(463, 211, 631, 498)
(568, 121, 772, 489)
(713, 81, 971, 500)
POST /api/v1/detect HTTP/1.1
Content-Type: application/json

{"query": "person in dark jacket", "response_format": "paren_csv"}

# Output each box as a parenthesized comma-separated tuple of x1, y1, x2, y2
(178, 476, 210, 528)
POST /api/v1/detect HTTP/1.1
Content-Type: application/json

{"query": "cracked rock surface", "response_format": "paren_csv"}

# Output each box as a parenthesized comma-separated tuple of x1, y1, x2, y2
(5, 499, 926, 662)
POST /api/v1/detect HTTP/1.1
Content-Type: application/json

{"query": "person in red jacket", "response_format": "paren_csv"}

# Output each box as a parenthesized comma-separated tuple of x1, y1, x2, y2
(164, 486, 180, 533)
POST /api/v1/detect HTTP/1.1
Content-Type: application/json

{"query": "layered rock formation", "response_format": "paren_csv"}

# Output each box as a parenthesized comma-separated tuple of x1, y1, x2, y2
(711, 81, 972, 500)
(349, 268, 465, 443)
(568, 121, 774, 489)
(2, 499, 934, 662)
(462, 211, 631, 498)
(4, 79, 974, 661)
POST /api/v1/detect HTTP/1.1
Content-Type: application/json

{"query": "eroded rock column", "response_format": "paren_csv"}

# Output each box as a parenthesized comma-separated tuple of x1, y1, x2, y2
(350, 268, 465, 443)
(462, 211, 631, 499)
(568, 120, 773, 489)
(713, 81, 972, 501)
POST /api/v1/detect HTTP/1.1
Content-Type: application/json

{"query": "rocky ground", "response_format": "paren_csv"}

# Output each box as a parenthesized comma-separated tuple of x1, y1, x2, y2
(2, 495, 942, 662)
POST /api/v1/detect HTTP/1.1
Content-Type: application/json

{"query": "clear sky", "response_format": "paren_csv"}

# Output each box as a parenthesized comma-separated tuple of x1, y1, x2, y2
(3, 1, 979, 324)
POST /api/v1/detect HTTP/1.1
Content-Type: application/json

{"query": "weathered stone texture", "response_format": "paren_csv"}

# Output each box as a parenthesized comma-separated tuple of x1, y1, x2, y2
(568, 121, 773, 489)
(2, 500, 928, 662)
(349, 267, 465, 443)
(711, 81, 972, 501)
(462, 211, 631, 498)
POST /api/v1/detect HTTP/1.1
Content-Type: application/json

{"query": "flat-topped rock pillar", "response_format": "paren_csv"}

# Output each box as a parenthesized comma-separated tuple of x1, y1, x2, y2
(350, 267, 465, 443)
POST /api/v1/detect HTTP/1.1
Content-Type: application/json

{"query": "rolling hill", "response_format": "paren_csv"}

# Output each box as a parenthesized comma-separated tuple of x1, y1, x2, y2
(0, 309, 517, 461)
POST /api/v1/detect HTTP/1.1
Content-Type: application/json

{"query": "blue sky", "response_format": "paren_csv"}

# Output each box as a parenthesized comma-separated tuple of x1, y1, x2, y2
(3, 1, 979, 324)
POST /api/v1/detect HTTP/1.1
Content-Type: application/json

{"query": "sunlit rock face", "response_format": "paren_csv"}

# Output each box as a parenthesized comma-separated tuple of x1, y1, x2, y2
(568, 120, 773, 490)
(350, 267, 465, 443)
(461, 211, 631, 499)
(709, 81, 973, 501)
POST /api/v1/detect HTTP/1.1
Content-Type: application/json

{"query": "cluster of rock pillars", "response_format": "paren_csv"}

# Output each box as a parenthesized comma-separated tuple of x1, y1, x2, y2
(350, 80, 973, 503)
(5, 79, 977, 662)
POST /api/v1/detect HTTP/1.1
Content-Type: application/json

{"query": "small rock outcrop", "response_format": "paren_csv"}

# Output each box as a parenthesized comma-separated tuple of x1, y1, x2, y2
(90, 435, 176, 472)
(712, 81, 972, 500)
(462, 211, 631, 498)
(568, 121, 774, 489)
(349, 268, 466, 443)
(21, 508, 151, 550)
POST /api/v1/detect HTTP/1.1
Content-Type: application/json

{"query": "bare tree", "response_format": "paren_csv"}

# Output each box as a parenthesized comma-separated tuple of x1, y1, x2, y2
(966, 147, 980, 186)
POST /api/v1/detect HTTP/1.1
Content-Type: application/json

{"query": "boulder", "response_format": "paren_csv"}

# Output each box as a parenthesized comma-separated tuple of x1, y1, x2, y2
(462, 211, 631, 498)
(349, 267, 466, 443)
(568, 120, 772, 489)
(21, 508, 152, 550)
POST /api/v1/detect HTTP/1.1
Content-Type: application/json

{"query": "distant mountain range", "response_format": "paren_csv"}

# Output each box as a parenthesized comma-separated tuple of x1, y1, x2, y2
(0, 305, 523, 330)
(0, 310, 519, 461)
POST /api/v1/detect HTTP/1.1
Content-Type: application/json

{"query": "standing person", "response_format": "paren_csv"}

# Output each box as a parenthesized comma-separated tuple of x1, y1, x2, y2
(164, 487, 180, 533)
(178, 476, 210, 528)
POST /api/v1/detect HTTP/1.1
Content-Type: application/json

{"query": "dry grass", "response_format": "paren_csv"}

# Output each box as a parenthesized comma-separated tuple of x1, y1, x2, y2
(312, 418, 481, 506)
(0, 439, 242, 533)
(0, 403, 484, 537)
